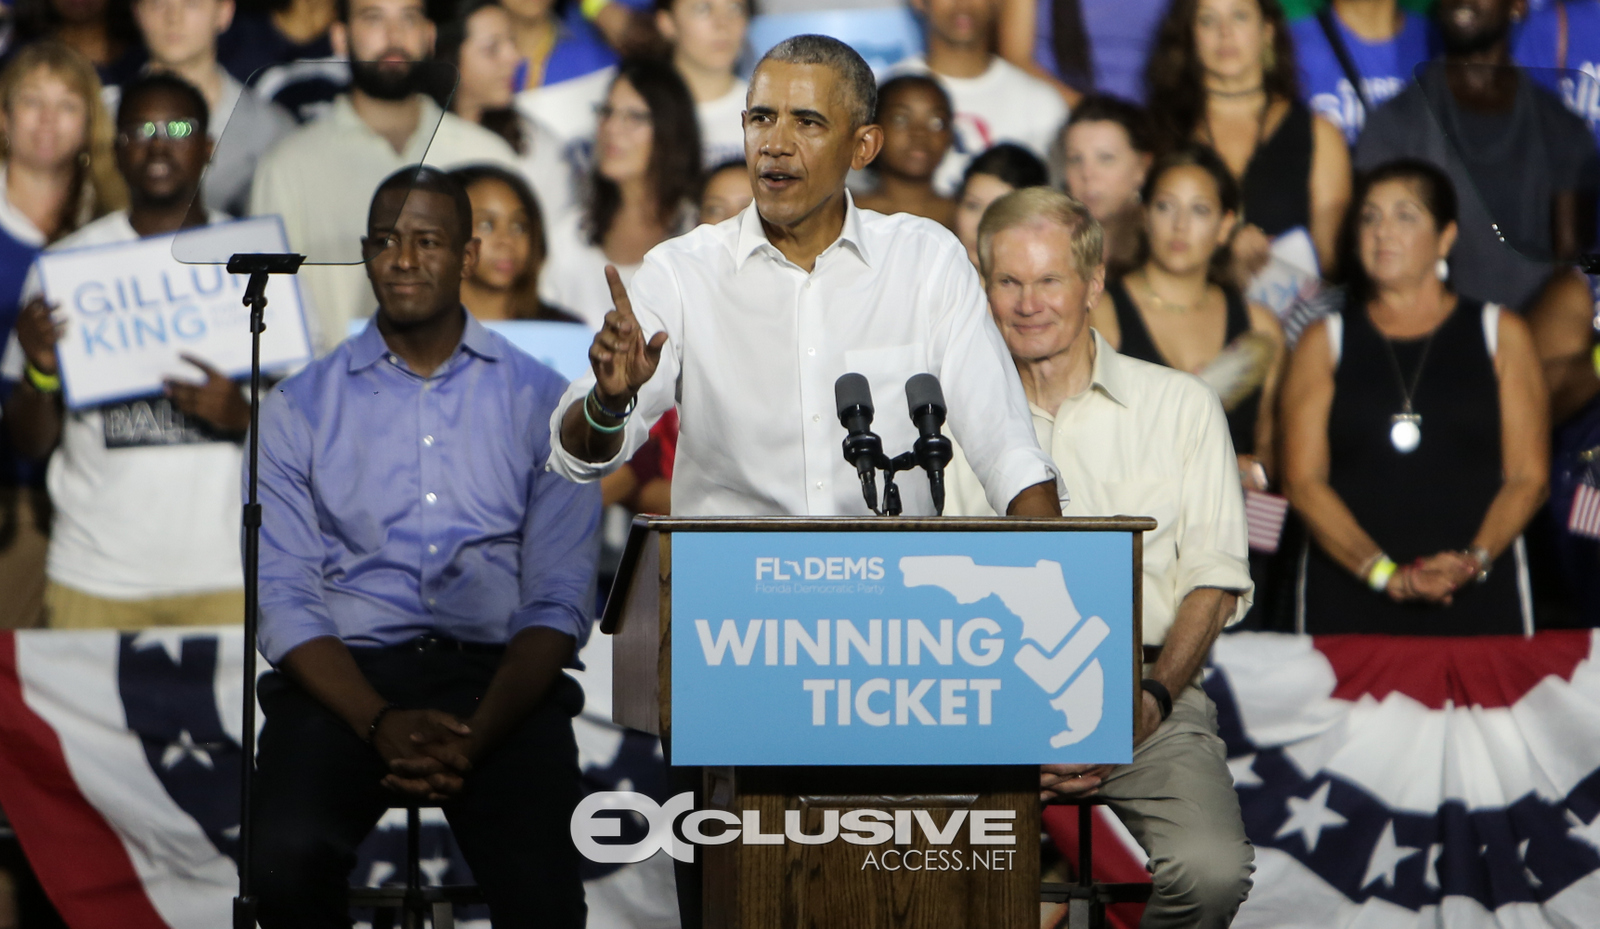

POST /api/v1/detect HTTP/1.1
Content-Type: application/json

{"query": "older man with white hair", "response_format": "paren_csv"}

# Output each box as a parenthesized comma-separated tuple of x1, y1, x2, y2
(944, 186, 1256, 929)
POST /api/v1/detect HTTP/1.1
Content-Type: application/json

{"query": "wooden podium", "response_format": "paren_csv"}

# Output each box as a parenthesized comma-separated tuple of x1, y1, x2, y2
(602, 516, 1151, 929)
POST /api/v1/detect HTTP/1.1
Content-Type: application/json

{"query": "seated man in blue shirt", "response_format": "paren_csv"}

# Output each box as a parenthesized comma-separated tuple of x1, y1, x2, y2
(251, 165, 601, 929)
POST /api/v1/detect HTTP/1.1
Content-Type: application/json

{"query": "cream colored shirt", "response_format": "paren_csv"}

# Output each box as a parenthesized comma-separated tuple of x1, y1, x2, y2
(249, 94, 519, 352)
(945, 330, 1253, 645)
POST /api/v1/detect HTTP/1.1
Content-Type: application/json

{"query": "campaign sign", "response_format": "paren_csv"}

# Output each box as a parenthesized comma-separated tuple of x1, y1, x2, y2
(670, 530, 1135, 766)
(37, 216, 312, 410)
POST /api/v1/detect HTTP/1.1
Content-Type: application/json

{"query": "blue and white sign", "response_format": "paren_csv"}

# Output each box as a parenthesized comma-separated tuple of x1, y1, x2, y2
(745, 10, 924, 76)
(38, 216, 311, 410)
(670, 531, 1135, 766)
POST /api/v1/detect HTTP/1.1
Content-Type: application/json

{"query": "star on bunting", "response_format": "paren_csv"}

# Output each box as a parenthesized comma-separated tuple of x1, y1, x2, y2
(161, 729, 215, 770)
(1361, 820, 1419, 889)
(1227, 754, 1263, 789)
(1274, 781, 1346, 854)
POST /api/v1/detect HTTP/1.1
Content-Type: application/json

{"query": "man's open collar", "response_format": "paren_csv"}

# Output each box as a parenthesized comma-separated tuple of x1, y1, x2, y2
(347, 309, 500, 373)
(732, 191, 872, 270)
(1088, 328, 1131, 407)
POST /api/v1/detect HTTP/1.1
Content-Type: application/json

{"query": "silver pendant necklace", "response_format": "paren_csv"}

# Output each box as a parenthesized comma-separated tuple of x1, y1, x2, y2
(1376, 317, 1438, 455)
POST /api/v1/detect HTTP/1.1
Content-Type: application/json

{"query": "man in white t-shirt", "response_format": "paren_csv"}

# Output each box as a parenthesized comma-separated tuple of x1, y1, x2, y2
(250, 0, 519, 351)
(3, 74, 249, 629)
(656, 0, 748, 168)
(894, 0, 1070, 194)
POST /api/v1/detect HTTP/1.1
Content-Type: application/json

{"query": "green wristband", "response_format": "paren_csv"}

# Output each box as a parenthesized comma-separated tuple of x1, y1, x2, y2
(583, 392, 628, 434)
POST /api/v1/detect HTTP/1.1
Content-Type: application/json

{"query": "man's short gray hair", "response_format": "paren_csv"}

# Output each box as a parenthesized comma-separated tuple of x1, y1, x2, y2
(754, 34, 877, 129)
(977, 187, 1104, 282)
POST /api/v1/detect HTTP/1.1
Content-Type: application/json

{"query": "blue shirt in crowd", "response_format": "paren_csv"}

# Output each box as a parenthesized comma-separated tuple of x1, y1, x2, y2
(1514, 0, 1600, 150)
(1291, 9, 1436, 144)
(0, 188, 44, 396)
(253, 312, 602, 665)
(1032, 0, 1166, 102)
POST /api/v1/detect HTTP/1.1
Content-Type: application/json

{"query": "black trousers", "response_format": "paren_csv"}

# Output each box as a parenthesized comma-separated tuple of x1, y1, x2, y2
(252, 644, 587, 929)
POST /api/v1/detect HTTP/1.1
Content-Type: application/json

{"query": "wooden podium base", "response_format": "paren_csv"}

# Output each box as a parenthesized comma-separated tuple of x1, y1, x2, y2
(698, 765, 1039, 929)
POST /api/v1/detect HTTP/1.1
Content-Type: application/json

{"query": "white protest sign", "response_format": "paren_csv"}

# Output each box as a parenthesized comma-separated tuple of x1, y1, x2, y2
(37, 216, 313, 410)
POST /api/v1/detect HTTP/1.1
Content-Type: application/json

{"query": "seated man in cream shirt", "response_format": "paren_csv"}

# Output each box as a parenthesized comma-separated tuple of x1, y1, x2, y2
(945, 188, 1255, 929)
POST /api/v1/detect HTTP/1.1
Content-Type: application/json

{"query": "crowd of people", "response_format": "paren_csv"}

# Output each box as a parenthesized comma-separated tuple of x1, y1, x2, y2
(0, 0, 1588, 633)
(0, 0, 1590, 919)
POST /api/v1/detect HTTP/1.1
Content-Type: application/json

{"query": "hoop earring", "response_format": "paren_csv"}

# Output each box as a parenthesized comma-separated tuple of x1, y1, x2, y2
(77, 150, 90, 168)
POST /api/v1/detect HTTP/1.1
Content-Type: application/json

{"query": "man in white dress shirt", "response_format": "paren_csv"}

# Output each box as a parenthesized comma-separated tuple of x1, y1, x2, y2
(547, 34, 1062, 519)
(944, 187, 1255, 928)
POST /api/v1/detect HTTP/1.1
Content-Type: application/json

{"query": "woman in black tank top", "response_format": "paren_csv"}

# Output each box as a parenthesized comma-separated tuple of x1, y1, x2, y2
(1280, 161, 1549, 635)
(1144, 0, 1352, 280)
(1093, 146, 1283, 475)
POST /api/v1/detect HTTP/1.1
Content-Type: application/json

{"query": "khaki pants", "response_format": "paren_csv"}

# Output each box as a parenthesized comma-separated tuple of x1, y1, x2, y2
(45, 582, 243, 629)
(1097, 682, 1256, 929)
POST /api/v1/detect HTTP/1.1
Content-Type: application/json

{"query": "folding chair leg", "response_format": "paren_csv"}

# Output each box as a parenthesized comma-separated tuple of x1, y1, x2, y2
(431, 901, 455, 929)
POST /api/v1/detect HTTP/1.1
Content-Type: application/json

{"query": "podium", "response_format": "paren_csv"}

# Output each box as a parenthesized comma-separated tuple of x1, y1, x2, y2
(602, 516, 1153, 929)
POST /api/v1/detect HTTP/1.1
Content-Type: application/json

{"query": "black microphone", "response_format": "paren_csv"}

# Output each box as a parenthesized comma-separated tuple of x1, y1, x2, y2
(905, 373, 953, 515)
(835, 373, 882, 513)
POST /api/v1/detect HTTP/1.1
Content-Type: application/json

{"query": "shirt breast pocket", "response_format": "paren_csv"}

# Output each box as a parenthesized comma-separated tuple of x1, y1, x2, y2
(843, 343, 928, 450)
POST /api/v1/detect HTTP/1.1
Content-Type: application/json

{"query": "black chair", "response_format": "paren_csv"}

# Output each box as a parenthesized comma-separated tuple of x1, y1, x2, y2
(348, 806, 484, 929)
(1040, 799, 1152, 929)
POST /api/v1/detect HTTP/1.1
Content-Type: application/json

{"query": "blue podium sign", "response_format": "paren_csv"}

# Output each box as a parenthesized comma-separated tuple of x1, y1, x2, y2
(669, 530, 1135, 766)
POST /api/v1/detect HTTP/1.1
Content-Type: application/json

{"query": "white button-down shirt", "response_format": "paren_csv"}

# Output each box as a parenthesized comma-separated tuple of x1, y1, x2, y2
(944, 330, 1253, 644)
(547, 196, 1060, 517)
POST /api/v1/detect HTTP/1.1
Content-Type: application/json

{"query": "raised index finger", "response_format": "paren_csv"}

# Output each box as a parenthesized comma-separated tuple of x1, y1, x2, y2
(604, 265, 636, 325)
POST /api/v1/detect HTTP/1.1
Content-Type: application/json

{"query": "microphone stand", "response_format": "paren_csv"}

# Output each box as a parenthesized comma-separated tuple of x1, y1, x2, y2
(875, 452, 918, 517)
(227, 251, 304, 929)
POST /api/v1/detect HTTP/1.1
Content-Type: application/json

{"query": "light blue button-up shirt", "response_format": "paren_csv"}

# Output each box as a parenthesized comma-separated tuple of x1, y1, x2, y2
(252, 312, 601, 665)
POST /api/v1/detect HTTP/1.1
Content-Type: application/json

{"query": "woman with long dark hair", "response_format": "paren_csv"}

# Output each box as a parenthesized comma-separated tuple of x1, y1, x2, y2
(539, 56, 700, 328)
(1281, 160, 1548, 634)
(436, 0, 576, 220)
(1144, 0, 1350, 280)
(1092, 144, 1283, 484)
(450, 163, 582, 323)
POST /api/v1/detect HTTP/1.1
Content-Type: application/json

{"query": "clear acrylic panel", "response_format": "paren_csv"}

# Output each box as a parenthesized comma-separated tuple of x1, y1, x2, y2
(172, 60, 458, 265)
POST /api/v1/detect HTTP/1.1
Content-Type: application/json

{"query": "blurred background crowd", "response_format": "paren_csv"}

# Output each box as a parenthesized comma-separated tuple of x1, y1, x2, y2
(0, 0, 1594, 919)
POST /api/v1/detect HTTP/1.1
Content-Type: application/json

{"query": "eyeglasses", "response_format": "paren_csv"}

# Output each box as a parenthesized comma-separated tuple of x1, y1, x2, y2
(117, 118, 201, 145)
(595, 104, 652, 129)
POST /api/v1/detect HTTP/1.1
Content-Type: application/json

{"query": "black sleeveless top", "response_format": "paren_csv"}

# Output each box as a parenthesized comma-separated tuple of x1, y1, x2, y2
(1301, 298, 1527, 635)
(1241, 101, 1313, 238)
(1107, 276, 1261, 456)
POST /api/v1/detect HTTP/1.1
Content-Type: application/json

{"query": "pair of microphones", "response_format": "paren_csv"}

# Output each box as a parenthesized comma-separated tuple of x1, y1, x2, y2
(834, 373, 954, 516)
